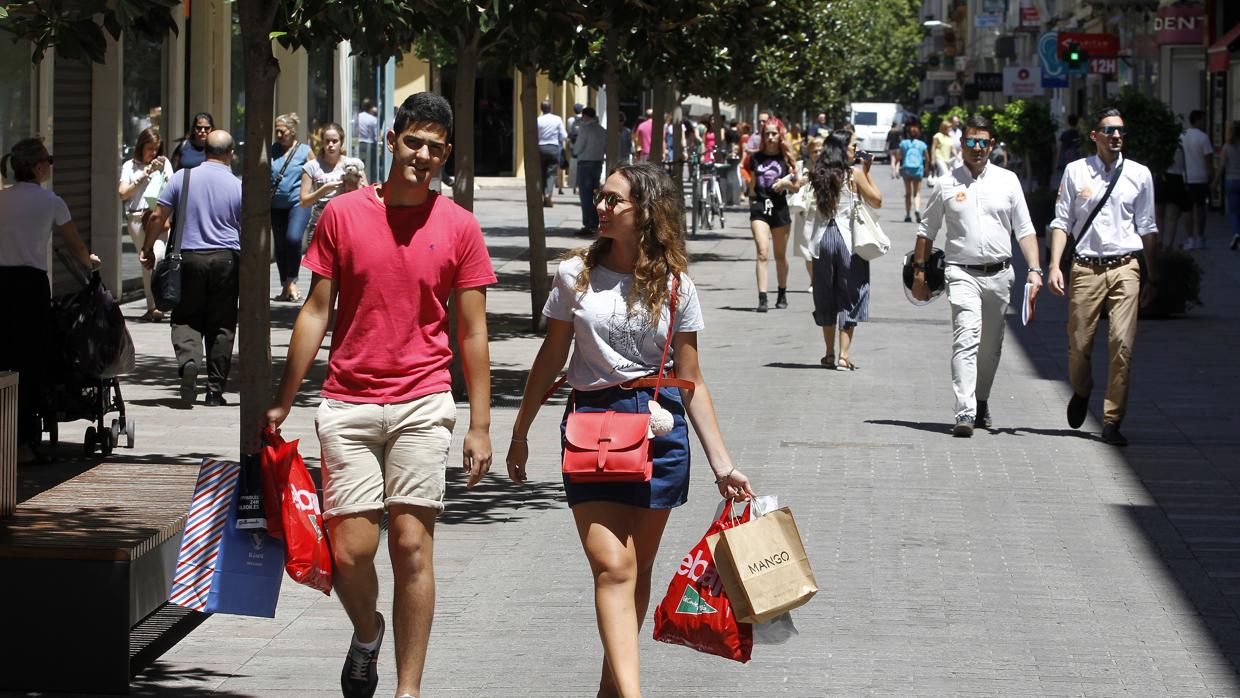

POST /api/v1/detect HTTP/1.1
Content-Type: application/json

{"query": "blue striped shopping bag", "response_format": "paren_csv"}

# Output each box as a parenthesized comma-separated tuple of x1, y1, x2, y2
(169, 458, 285, 617)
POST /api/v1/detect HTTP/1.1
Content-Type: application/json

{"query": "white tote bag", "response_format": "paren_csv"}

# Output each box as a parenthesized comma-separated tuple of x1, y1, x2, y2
(850, 197, 890, 261)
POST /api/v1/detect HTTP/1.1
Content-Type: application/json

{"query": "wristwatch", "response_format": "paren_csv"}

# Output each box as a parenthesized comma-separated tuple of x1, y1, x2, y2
(1027, 268, 1043, 275)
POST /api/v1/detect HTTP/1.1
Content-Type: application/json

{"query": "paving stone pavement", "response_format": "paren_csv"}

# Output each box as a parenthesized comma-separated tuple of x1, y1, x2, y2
(9, 172, 1240, 697)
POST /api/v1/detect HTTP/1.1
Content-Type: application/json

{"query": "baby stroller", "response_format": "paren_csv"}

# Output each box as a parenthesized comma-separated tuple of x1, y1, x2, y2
(41, 252, 136, 456)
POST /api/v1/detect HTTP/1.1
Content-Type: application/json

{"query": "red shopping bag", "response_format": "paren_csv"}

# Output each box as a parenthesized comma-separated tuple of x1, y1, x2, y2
(261, 429, 333, 595)
(653, 502, 754, 663)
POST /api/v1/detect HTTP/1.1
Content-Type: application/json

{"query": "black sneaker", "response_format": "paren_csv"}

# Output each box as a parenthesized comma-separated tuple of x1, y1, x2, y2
(1067, 392, 1088, 429)
(952, 418, 974, 438)
(204, 392, 228, 407)
(341, 613, 384, 698)
(915, 211, 922, 224)
(1100, 423, 1128, 447)
(974, 401, 991, 429)
(775, 289, 788, 309)
(904, 214, 912, 223)
(757, 292, 769, 313)
(179, 361, 198, 407)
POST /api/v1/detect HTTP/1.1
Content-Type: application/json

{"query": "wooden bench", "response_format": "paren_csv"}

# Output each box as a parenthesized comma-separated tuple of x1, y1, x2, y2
(0, 462, 202, 694)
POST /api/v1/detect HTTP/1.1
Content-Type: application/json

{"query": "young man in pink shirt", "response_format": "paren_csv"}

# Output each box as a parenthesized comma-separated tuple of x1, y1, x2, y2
(264, 92, 495, 698)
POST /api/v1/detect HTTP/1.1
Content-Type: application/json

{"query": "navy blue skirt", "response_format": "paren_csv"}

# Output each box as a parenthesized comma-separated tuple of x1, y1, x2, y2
(560, 385, 691, 509)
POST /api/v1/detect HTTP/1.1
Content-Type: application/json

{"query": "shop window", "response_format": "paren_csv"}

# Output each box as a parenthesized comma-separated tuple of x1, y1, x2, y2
(0, 39, 36, 175)
(122, 34, 166, 159)
(307, 43, 335, 142)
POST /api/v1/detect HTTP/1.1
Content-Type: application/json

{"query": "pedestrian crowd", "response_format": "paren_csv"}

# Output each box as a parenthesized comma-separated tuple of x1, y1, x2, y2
(0, 89, 1230, 698)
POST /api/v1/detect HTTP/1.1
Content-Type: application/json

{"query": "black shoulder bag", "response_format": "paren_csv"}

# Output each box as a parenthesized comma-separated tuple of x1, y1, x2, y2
(152, 167, 190, 312)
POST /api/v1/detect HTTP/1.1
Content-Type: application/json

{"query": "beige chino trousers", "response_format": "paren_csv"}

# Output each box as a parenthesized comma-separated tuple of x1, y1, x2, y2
(1067, 258, 1140, 426)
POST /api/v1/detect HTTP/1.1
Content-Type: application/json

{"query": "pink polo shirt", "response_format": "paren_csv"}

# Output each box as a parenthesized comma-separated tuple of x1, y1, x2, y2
(303, 186, 496, 403)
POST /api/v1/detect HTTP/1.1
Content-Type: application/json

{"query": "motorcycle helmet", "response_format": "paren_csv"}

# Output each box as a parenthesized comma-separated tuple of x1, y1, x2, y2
(902, 247, 946, 306)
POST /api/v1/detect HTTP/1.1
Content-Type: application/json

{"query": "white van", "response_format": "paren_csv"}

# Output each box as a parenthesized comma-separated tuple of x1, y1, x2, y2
(849, 102, 904, 160)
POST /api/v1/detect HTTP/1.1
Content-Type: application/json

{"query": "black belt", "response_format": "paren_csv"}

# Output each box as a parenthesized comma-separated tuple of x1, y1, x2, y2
(954, 259, 1010, 274)
(1074, 253, 1136, 268)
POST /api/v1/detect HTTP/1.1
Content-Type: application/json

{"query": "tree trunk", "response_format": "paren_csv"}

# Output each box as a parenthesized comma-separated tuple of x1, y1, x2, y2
(237, 0, 281, 457)
(520, 67, 549, 332)
(650, 79, 667, 165)
(603, 25, 621, 170)
(451, 29, 480, 212)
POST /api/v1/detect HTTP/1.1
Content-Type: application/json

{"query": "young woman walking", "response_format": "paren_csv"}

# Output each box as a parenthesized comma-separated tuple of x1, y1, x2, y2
(118, 127, 174, 321)
(745, 120, 799, 311)
(506, 162, 755, 698)
(899, 121, 928, 223)
(299, 122, 366, 250)
(809, 131, 882, 370)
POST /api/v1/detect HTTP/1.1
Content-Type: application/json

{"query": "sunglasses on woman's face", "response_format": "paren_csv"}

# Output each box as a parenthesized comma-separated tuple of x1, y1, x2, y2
(964, 137, 991, 149)
(1099, 125, 1127, 136)
(592, 190, 628, 209)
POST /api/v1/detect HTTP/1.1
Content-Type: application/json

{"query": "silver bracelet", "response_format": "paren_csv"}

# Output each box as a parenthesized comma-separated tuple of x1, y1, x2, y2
(713, 466, 735, 485)
(510, 436, 528, 443)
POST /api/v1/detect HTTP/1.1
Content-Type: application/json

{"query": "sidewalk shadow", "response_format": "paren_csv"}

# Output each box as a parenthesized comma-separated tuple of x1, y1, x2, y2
(766, 361, 831, 370)
(866, 418, 1102, 440)
(441, 469, 565, 526)
(127, 663, 256, 696)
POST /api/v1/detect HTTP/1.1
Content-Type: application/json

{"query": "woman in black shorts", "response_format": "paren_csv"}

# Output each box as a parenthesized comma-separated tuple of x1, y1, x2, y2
(745, 120, 799, 312)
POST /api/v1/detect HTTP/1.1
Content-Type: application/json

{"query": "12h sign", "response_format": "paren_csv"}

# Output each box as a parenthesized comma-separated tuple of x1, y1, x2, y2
(1090, 58, 1117, 75)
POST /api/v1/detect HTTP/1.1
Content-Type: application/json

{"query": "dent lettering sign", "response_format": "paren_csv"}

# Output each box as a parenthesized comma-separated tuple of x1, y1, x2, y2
(1004, 66, 1043, 98)
(1155, 2, 1205, 45)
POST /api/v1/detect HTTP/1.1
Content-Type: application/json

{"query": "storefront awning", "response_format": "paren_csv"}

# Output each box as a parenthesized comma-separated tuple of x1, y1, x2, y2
(1208, 22, 1240, 72)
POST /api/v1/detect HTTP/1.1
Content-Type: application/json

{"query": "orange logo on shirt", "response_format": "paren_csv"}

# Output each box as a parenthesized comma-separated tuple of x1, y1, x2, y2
(954, 191, 967, 203)
(1079, 186, 1093, 199)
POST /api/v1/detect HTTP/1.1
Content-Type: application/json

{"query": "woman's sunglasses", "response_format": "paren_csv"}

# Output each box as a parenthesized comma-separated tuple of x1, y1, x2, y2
(592, 191, 628, 209)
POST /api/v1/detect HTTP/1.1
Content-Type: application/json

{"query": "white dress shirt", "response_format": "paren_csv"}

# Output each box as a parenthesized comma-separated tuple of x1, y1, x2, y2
(917, 162, 1035, 265)
(537, 113, 567, 147)
(1051, 154, 1157, 257)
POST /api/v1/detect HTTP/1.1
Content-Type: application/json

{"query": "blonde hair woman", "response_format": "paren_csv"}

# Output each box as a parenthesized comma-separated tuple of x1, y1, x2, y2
(271, 112, 315, 302)
(506, 162, 755, 697)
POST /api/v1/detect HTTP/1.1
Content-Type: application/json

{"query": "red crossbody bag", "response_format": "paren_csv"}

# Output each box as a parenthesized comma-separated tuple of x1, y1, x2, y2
(560, 279, 680, 483)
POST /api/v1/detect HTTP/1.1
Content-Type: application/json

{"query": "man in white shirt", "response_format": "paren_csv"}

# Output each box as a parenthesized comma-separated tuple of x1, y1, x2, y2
(1048, 107, 1160, 447)
(536, 100, 567, 208)
(913, 115, 1043, 437)
(1179, 110, 1214, 249)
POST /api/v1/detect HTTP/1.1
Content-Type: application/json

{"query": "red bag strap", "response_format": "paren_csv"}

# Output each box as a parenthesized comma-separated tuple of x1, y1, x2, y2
(542, 274, 682, 406)
(651, 275, 680, 402)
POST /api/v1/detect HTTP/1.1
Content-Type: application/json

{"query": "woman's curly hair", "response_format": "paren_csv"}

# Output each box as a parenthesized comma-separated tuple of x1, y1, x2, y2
(811, 130, 854, 219)
(569, 162, 690, 324)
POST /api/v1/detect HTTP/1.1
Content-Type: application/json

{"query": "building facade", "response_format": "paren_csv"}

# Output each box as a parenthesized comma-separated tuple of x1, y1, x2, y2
(0, 3, 589, 297)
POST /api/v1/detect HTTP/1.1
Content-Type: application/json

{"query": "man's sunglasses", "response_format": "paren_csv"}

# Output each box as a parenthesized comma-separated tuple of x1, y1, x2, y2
(1099, 125, 1127, 136)
(592, 190, 628, 208)
(964, 137, 991, 149)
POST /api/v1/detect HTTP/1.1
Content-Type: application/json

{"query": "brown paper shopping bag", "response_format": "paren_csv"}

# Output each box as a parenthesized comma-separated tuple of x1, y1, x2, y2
(710, 506, 817, 624)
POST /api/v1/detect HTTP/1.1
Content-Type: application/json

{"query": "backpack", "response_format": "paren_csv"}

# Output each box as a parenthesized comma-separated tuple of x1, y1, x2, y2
(902, 140, 925, 170)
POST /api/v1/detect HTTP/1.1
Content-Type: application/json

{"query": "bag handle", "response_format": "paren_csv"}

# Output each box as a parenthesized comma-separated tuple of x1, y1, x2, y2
(542, 274, 681, 406)
(1073, 159, 1124, 241)
(168, 166, 191, 256)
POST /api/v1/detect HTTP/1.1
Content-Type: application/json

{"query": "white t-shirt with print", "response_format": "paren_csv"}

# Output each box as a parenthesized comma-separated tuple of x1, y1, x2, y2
(303, 159, 347, 192)
(119, 158, 175, 213)
(0, 182, 71, 271)
(542, 255, 705, 390)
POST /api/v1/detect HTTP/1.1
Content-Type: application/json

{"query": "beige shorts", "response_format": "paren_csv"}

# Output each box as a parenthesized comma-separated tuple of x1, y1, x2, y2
(316, 391, 457, 519)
